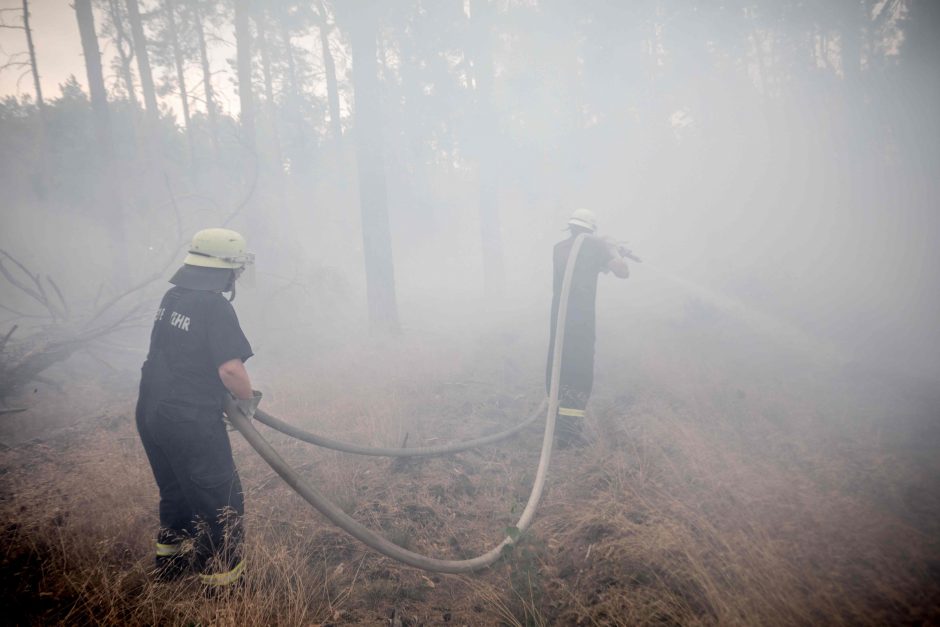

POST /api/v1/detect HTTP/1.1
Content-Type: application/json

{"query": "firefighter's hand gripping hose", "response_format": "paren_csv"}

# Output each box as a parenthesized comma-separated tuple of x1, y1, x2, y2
(223, 234, 589, 574)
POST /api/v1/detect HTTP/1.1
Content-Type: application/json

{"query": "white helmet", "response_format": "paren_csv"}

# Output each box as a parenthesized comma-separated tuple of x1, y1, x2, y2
(567, 208, 597, 232)
(170, 228, 254, 294)
(183, 228, 254, 270)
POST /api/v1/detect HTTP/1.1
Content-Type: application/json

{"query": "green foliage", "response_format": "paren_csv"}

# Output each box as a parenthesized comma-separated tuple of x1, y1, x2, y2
(0, 0, 934, 206)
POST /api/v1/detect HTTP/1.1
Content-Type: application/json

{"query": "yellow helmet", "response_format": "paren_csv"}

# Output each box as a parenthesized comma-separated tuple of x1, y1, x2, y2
(183, 228, 254, 270)
(567, 208, 597, 232)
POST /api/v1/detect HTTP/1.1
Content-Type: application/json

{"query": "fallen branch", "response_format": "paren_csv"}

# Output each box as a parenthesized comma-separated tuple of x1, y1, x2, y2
(0, 325, 16, 353)
(0, 158, 259, 404)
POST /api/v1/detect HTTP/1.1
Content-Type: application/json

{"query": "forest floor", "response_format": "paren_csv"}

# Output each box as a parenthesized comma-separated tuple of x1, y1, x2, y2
(1, 307, 938, 626)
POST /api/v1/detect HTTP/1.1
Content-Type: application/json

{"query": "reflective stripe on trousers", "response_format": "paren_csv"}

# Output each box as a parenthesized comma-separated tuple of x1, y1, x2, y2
(199, 560, 245, 587)
(156, 542, 182, 557)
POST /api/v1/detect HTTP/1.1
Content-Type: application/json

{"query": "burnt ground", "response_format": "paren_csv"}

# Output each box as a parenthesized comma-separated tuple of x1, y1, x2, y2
(1, 316, 939, 625)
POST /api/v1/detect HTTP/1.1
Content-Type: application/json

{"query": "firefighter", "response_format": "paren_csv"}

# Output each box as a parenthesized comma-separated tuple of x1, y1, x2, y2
(135, 228, 260, 589)
(546, 209, 630, 446)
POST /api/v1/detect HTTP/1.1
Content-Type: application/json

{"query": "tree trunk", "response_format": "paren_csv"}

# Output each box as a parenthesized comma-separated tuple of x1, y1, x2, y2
(75, 0, 113, 156)
(315, 0, 343, 146)
(254, 8, 283, 170)
(348, 4, 400, 332)
(234, 0, 255, 149)
(164, 0, 195, 166)
(74, 0, 128, 283)
(22, 0, 49, 195)
(839, 1, 862, 88)
(125, 0, 158, 123)
(477, 157, 505, 298)
(22, 0, 45, 116)
(469, 0, 505, 298)
(191, 0, 220, 160)
(278, 17, 308, 166)
(107, 0, 138, 110)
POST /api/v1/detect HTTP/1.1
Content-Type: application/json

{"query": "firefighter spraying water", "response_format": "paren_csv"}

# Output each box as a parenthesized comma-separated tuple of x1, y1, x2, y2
(547, 208, 634, 447)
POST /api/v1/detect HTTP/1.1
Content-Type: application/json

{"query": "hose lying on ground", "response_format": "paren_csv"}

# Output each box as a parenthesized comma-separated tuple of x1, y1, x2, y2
(226, 234, 588, 573)
(251, 400, 546, 458)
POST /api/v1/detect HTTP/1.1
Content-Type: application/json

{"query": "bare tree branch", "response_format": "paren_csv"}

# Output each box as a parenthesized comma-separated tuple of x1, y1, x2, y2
(0, 59, 29, 73)
(83, 178, 189, 328)
(0, 250, 66, 320)
(0, 251, 45, 304)
(0, 325, 17, 353)
(46, 277, 70, 319)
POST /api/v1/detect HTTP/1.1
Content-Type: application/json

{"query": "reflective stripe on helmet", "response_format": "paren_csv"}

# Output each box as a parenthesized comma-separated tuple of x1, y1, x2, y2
(183, 228, 253, 269)
(199, 560, 245, 587)
(558, 407, 586, 417)
(188, 250, 255, 266)
(155, 542, 182, 557)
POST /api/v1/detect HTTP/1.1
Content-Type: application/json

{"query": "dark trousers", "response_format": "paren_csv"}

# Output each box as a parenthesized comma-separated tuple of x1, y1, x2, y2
(136, 396, 244, 575)
(546, 330, 595, 411)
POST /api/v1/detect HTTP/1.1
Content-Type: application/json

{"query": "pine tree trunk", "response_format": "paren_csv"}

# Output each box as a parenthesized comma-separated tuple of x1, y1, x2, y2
(254, 9, 283, 170)
(107, 0, 138, 110)
(348, 5, 400, 332)
(125, 0, 158, 123)
(165, 0, 195, 167)
(22, 0, 49, 194)
(278, 18, 307, 166)
(234, 0, 255, 149)
(469, 0, 505, 298)
(315, 0, 342, 146)
(477, 157, 505, 298)
(22, 0, 44, 116)
(74, 0, 128, 283)
(191, 0, 220, 160)
(74, 0, 113, 157)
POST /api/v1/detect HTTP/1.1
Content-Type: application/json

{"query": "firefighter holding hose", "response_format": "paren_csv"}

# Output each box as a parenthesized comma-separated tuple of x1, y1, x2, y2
(135, 228, 260, 589)
(547, 209, 631, 447)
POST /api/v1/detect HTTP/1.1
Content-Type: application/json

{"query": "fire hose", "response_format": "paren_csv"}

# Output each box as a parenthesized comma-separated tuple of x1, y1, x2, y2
(251, 402, 546, 457)
(223, 233, 589, 573)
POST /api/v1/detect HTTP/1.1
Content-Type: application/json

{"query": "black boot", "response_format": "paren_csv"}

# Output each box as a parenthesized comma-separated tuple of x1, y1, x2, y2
(153, 529, 191, 582)
(556, 413, 588, 448)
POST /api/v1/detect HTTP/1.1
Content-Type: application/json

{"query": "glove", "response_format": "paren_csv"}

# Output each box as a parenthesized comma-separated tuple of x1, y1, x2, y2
(608, 240, 641, 262)
(224, 390, 262, 428)
(236, 390, 263, 419)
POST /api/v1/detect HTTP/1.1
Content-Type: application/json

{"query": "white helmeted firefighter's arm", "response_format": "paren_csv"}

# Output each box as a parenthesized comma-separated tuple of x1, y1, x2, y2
(219, 358, 253, 400)
(598, 236, 630, 278)
(608, 256, 630, 278)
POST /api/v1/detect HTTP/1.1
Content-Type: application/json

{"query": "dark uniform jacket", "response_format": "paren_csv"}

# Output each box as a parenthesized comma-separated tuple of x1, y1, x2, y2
(139, 287, 253, 414)
(546, 234, 614, 407)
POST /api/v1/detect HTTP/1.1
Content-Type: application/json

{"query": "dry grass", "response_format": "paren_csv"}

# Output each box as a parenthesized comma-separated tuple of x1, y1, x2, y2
(1, 316, 938, 625)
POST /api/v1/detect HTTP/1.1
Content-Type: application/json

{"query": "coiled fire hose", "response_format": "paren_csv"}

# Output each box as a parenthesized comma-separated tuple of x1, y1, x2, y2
(224, 234, 588, 573)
